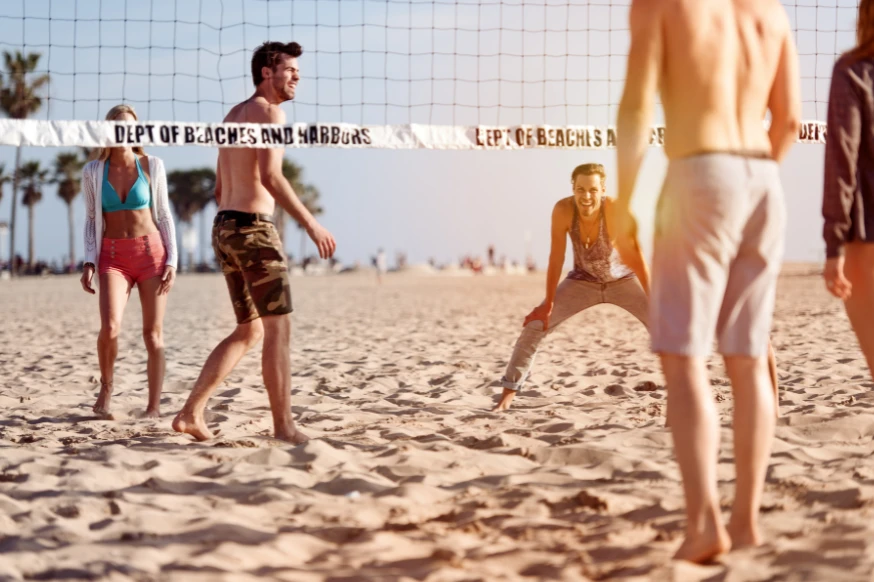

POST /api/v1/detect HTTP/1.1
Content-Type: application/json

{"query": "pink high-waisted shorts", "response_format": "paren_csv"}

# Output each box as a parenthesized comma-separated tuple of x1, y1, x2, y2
(99, 231, 167, 285)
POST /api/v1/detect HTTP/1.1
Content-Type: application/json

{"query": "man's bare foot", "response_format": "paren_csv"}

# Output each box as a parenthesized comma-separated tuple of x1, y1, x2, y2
(275, 428, 310, 445)
(172, 411, 214, 441)
(673, 523, 731, 564)
(727, 521, 762, 550)
(93, 379, 114, 419)
(492, 388, 517, 412)
(142, 408, 161, 419)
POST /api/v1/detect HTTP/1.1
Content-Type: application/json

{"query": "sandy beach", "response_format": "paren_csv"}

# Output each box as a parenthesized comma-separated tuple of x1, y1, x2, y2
(1, 266, 873, 581)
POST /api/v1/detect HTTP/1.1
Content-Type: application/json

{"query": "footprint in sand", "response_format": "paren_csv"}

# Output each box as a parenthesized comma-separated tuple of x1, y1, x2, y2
(603, 384, 631, 396)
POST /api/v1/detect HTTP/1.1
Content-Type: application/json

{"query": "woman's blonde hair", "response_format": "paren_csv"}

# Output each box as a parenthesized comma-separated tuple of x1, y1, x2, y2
(850, 0, 874, 61)
(92, 104, 146, 162)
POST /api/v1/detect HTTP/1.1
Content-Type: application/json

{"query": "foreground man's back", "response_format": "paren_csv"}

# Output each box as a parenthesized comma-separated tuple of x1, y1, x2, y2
(615, 0, 801, 566)
(657, 0, 798, 160)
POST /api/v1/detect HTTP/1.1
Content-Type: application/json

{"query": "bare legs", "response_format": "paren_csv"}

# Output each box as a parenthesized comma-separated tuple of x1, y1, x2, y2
(95, 274, 132, 417)
(172, 314, 309, 444)
(767, 340, 779, 417)
(725, 355, 775, 548)
(138, 275, 168, 417)
(662, 351, 775, 563)
(662, 354, 731, 563)
(260, 315, 309, 443)
(172, 319, 264, 440)
(843, 243, 874, 379)
(493, 388, 517, 412)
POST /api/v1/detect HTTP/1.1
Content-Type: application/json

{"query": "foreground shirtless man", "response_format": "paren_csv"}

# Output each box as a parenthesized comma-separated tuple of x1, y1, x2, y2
(173, 41, 336, 443)
(613, 0, 801, 564)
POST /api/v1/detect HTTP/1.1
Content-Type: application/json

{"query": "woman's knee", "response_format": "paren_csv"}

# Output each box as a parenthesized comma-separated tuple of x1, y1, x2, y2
(99, 321, 122, 342)
(143, 327, 164, 352)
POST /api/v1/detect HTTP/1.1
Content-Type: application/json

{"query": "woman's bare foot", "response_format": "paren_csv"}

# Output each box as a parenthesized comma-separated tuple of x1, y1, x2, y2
(93, 379, 114, 419)
(727, 520, 762, 550)
(172, 410, 214, 441)
(275, 427, 311, 445)
(142, 408, 161, 419)
(492, 388, 517, 412)
(673, 522, 731, 564)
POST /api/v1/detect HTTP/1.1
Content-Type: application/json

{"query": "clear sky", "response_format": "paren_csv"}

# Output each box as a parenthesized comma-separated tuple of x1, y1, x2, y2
(0, 0, 855, 268)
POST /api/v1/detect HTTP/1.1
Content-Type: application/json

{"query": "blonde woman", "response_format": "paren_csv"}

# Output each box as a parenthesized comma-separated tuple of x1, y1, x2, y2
(823, 0, 874, 380)
(81, 104, 178, 418)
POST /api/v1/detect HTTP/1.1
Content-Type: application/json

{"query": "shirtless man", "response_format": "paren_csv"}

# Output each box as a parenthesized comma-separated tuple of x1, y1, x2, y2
(493, 163, 650, 412)
(173, 41, 336, 444)
(493, 163, 780, 415)
(613, 0, 801, 564)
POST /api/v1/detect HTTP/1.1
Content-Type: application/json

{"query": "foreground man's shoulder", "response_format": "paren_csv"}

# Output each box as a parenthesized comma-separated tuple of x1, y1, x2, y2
(752, 0, 791, 30)
(630, 0, 666, 19)
(630, 0, 662, 10)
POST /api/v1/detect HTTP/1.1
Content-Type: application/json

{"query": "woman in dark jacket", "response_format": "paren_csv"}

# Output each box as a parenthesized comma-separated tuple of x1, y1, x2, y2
(823, 0, 874, 379)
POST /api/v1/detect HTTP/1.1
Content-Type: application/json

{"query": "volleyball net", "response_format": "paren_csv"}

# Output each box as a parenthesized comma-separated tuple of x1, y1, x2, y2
(0, 0, 857, 150)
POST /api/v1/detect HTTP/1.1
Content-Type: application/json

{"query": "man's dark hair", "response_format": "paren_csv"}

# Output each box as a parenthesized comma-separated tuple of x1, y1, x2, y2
(571, 163, 607, 186)
(251, 41, 303, 86)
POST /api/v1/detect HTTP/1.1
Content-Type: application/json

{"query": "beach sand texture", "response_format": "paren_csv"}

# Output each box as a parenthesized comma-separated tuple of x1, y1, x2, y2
(1, 268, 873, 581)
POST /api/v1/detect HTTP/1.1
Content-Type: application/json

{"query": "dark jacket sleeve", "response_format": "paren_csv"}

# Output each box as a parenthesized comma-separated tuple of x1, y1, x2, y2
(823, 61, 862, 258)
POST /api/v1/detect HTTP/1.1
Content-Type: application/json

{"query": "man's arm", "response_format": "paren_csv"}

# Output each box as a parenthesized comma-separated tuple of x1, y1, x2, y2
(821, 59, 859, 300)
(616, 0, 663, 208)
(254, 105, 336, 258)
(255, 106, 318, 229)
(214, 156, 222, 206)
(767, 24, 802, 163)
(544, 202, 569, 306)
(605, 198, 650, 296)
(823, 62, 861, 260)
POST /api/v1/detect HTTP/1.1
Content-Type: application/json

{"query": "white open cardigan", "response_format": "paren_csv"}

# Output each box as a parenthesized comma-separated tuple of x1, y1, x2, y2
(83, 156, 179, 273)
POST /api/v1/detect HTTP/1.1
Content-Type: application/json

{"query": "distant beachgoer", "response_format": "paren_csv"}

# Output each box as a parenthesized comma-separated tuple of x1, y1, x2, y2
(376, 248, 387, 284)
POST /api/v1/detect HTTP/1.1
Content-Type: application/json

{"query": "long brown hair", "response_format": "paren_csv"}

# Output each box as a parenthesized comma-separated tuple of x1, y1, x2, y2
(92, 104, 146, 162)
(851, 0, 874, 60)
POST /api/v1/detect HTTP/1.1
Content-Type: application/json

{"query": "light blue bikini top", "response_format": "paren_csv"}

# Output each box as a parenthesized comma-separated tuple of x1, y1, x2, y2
(102, 157, 151, 213)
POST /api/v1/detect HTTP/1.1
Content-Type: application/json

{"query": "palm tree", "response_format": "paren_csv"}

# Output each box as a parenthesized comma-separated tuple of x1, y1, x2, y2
(51, 151, 86, 268)
(17, 160, 48, 268)
(167, 167, 216, 271)
(0, 164, 10, 267)
(0, 51, 50, 275)
(0, 163, 10, 206)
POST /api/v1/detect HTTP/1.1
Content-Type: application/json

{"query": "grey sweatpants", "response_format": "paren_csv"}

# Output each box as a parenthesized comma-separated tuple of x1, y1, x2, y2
(501, 276, 648, 391)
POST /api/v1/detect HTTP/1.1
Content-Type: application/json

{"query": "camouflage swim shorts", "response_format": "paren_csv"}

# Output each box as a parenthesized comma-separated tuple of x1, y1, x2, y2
(212, 211, 292, 324)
